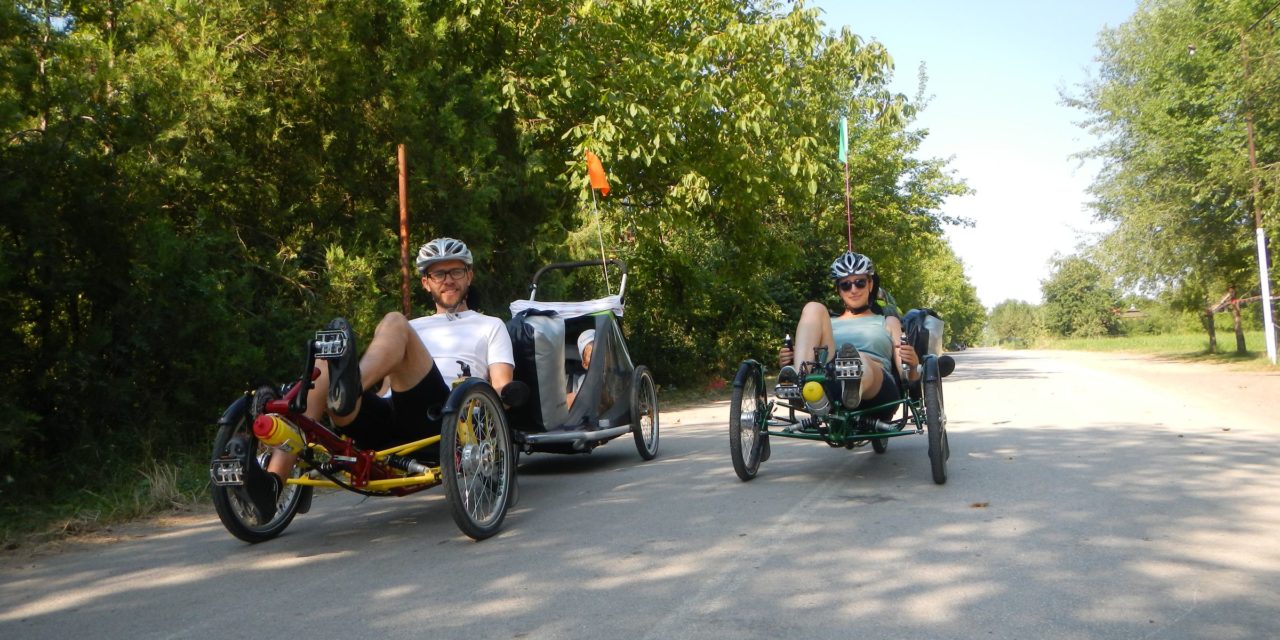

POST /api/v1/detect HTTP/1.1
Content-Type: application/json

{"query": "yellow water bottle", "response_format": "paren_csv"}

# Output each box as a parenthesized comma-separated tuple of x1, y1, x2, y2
(802, 381, 830, 417)
(253, 414, 306, 454)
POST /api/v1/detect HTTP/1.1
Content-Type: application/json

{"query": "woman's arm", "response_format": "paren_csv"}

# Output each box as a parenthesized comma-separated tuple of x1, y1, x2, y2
(886, 316, 920, 382)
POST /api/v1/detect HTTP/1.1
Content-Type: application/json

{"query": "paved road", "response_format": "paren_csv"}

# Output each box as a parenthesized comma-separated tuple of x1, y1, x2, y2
(2, 349, 1279, 639)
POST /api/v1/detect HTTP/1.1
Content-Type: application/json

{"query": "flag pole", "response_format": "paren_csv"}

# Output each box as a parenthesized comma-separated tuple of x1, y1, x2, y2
(844, 160, 852, 252)
(839, 116, 852, 251)
(585, 150, 614, 293)
(590, 188, 612, 293)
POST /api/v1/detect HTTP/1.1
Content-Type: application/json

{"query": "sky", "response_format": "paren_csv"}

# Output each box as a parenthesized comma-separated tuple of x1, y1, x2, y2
(812, 0, 1140, 308)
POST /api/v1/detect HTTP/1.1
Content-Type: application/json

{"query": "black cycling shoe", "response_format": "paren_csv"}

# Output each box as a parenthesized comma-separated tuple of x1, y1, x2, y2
(229, 435, 282, 522)
(836, 343, 863, 408)
(324, 317, 362, 417)
(776, 365, 804, 409)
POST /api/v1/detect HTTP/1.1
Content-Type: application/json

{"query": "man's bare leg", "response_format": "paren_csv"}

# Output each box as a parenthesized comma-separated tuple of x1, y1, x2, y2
(268, 312, 435, 477)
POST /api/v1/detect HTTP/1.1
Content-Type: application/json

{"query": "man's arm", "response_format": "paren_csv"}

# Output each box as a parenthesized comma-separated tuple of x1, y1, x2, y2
(489, 362, 513, 393)
(485, 316, 516, 393)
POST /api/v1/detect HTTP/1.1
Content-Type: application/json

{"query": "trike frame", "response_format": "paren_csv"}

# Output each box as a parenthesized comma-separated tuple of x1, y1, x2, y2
(209, 333, 515, 543)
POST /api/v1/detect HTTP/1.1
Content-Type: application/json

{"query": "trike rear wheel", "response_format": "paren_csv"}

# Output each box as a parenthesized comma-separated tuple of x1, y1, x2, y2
(729, 362, 766, 481)
(210, 387, 309, 543)
(441, 383, 514, 540)
(924, 371, 948, 485)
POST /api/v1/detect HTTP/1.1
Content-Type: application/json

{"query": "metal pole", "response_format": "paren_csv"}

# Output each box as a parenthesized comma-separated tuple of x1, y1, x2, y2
(398, 143, 411, 316)
(1257, 228, 1277, 363)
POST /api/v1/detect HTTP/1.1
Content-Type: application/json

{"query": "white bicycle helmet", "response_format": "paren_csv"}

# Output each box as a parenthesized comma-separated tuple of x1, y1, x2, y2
(829, 251, 875, 280)
(416, 237, 473, 274)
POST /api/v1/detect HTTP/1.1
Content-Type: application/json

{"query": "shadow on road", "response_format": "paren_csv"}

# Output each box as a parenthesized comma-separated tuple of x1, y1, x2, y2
(942, 349, 1050, 382)
(2, 392, 1278, 639)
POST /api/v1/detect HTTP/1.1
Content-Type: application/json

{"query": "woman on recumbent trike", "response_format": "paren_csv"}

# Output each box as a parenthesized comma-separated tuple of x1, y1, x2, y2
(728, 250, 953, 484)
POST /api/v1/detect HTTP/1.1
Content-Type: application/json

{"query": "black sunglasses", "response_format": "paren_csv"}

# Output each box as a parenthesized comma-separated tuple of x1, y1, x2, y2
(837, 277, 871, 292)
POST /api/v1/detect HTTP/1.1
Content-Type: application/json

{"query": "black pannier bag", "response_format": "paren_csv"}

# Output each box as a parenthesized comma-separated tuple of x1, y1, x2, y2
(506, 309, 569, 432)
(902, 308, 945, 359)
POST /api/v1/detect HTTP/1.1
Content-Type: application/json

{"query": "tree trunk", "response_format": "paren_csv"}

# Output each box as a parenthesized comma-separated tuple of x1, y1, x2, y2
(1232, 302, 1246, 354)
(1204, 311, 1217, 354)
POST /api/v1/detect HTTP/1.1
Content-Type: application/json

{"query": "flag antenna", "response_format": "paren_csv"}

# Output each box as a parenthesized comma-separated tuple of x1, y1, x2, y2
(585, 150, 613, 292)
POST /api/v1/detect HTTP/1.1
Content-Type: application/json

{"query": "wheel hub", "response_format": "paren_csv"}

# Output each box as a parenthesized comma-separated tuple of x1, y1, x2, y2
(460, 441, 495, 477)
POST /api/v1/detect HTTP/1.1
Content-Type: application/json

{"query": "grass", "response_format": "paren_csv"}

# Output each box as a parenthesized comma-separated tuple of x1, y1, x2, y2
(661, 380, 734, 408)
(0, 453, 211, 552)
(1031, 331, 1278, 370)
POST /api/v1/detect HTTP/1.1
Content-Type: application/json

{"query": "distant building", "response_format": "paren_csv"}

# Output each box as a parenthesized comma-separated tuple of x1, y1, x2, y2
(1114, 304, 1147, 319)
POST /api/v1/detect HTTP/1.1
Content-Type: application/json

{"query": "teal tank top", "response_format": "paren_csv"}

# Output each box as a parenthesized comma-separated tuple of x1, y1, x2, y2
(831, 314, 892, 373)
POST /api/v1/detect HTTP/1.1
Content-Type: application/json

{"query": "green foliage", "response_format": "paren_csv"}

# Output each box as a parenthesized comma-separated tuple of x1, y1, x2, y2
(1115, 297, 1205, 335)
(1041, 255, 1121, 337)
(985, 299, 1044, 347)
(1069, 0, 1277, 347)
(905, 236, 986, 347)
(0, 0, 979, 517)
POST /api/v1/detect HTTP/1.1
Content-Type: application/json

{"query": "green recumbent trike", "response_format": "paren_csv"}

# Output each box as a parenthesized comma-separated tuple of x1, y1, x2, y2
(728, 308, 955, 484)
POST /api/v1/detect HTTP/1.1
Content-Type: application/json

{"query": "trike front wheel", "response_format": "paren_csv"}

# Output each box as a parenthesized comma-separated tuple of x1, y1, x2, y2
(441, 383, 515, 540)
(729, 361, 766, 481)
(210, 387, 309, 543)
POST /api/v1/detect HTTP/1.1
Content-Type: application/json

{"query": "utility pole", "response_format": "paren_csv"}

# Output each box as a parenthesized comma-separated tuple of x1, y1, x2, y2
(398, 144, 411, 317)
(1239, 30, 1277, 364)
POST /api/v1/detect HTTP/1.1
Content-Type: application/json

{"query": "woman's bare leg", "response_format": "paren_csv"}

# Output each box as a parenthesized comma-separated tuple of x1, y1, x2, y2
(793, 302, 836, 371)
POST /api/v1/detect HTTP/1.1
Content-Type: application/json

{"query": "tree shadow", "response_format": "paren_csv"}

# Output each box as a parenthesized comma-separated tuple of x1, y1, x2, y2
(2, 397, 1278, 639)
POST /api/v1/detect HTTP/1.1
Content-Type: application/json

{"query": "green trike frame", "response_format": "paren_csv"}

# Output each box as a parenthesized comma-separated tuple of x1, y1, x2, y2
(728, 351, 951, 484)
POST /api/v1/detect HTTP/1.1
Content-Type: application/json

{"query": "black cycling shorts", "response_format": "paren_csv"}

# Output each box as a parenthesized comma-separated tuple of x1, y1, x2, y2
(338, 365, 450, 454)
(861, 368, 900, 418)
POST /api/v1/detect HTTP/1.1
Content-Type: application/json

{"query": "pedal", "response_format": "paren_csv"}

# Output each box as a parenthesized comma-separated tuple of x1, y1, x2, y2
(209, 458, 245, 486)
(774, 383, 801, 400)
(834, 356, 863, 380)
(313, 329, 349, 360)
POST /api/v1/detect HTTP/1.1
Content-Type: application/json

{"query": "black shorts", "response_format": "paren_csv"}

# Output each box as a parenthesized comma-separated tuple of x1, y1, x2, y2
(338, 365, 450, 454)
(861, 368, 900, 418)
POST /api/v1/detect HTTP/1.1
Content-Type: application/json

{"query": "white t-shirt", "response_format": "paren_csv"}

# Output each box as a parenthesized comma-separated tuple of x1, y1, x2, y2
(409, 310, 514, 383)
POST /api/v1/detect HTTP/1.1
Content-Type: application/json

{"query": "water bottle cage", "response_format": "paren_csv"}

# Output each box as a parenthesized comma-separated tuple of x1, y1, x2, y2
(833, 356, 862, 381)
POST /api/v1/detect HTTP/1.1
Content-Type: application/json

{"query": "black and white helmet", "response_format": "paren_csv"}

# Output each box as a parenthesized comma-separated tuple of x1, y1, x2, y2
(829, 251, 875, 280)
(416, 237, 473, 274)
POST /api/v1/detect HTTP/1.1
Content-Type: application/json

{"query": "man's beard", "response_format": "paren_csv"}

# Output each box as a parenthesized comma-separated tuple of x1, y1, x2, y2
(438, 286, 469, 320)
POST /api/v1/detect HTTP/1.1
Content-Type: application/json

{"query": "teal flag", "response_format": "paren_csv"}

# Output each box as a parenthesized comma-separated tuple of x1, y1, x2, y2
(838, 116, 848, 164)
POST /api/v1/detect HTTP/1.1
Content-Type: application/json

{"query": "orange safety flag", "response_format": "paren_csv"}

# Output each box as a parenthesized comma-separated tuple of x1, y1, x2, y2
(586, 150, 610, 197)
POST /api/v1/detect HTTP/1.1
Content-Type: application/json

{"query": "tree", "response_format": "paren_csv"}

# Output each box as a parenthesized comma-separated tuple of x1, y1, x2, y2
(985, 300, 1043, 347)
(492, 0, 970, 372)
(1041, 255, 1120, 337)
(1068, 0, 1279, 354)
(0, 0, 979, 512)
(910, 236, 986, 348)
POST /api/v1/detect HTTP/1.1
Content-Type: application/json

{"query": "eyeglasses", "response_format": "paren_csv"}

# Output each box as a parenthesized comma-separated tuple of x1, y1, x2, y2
(424, 267, 469, 282)
(837, 277, 870, 292)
